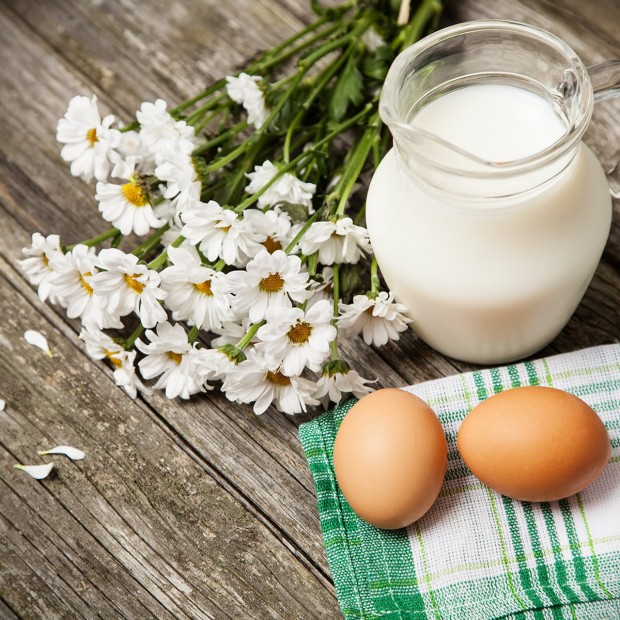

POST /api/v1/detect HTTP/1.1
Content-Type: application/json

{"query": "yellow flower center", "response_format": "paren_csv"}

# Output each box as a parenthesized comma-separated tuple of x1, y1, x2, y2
(87, 127, 98, 146)
(262, 236, 282, 253)
(42, 255, 50, 268)
(266, 371, 291, 386)
(259, 272, 284, 293)
(124, 273, 145, 294)
(193, 280, 213, 296)
(80, 271, 94, 296)
(104, 349, 123, 368)
(121, 182, 148, 207)
(166, 351, 183, 365)
(287, 321, 312, 344)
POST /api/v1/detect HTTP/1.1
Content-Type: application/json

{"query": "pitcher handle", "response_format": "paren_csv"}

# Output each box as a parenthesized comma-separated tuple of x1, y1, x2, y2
(588, 60, 620, 102)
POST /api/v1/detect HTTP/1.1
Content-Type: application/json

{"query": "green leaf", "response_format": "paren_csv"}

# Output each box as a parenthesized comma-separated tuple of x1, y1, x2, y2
(362, 45, 393, 81)
(329, 54, 364, 122)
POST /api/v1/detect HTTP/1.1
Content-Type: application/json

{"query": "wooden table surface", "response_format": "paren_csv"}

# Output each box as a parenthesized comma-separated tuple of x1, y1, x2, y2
(0, 0, 618, 618)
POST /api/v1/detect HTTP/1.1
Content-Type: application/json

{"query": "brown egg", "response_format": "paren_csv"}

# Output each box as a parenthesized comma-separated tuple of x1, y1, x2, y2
(457, 386, 610, 502)
(333, 388, 447, 529)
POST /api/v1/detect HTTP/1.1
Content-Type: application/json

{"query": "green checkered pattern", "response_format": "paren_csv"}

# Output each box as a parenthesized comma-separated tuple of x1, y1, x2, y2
(299, 345, 620, 619)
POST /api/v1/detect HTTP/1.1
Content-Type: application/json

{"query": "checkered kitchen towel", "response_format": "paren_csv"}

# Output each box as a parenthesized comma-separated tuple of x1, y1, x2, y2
(299, 344, 620, 619)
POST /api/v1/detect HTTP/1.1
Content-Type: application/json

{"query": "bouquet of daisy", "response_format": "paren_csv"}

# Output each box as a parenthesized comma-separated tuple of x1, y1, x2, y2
(19, 0, 441, 414)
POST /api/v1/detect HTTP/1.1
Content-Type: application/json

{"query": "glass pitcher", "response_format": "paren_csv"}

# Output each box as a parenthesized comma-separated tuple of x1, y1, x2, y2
(366, 20, 619, 364)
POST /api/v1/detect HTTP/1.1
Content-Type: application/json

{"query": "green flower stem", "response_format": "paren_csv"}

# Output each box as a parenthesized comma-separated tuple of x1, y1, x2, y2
(170, 15, 348, 131)
(111, 232, 123, 248)
(334, 113, 380, 216)
(187, 325, 201, 343)
(122, 15, 343, 131)
(284, 209, 322, 254)
(192, 120, 248, 156)
(186, 94, 228, 128)
(236, 321, 263, 351)
(370, 254, 381, 294)
(125, 324, 145, 349)
(330, 262, 341, 359)
(131, 223, 170, 258)
(170, 78, 227, 115)
(226, 134, 270, 207)
(205, 18, 372, 176)
(147, 234, 185, 270)
(235, 103, 375, 214)
(282, 42, 355, 163)
(394, 0, 441, 51)
(66, 227, 120, 252)
(307, 251, 319, 278)
(257, 17, 347, 74)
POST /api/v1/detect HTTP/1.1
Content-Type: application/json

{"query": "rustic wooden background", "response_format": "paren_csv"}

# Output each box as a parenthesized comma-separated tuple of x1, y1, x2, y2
(0, 0, 618, 618)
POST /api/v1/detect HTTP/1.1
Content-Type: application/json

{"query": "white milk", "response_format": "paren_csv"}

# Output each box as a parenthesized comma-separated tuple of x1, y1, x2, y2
(366, 84, 612, 363)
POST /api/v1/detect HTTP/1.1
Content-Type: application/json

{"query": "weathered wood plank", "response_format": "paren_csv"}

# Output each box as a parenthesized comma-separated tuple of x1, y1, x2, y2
(0, 597, 19, 620)
(0, 260, 340, 617)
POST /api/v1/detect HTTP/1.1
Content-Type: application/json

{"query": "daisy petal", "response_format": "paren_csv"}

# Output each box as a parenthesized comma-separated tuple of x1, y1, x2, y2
(24, 330, 52, 356)
(14, 463, 54, 480)
(0, 399, 5, 411)
(38, 445, 85, 461)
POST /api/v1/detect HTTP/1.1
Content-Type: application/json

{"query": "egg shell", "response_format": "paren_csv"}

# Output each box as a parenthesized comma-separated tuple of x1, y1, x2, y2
(457, 386, 611, 502)
(333, 388, 447, 530)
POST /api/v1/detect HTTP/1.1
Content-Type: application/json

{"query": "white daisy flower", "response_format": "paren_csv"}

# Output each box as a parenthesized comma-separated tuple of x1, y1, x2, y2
(91, 248, 166, 328)
(222, 351, 318, 415)
(117, 130, 143, 159)
(56, 95, 122, 182)
(136, 99, 196, 159)
(299, 217, 372, 265)
(155, 146, 202, 213)
(95, 156, 165, 236)
(180, 200, 263, 266)
(136, 322, 207, 399)
(242, 208, 293, 255)
(194, 347, 236, 382)
(50, 244, 122, 328)
(338, 291, 411, 346)
(79, 326, 148, 398)
(245, 160, 316, 211)
(225, 73, 269, 128)
(18, 233, 66, 304)
(223, 249, 310, 323)
(160, 246, 231, 329)
(256, 300, 336, 376)
(313, 360, 374, 408)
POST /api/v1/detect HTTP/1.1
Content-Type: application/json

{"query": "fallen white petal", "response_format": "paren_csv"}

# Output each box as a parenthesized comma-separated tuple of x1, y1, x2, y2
(38, 445, 85, 461)
(24, 330, 52, 356)
(0, 399, 5, 411)
(14, 463, 54, 479)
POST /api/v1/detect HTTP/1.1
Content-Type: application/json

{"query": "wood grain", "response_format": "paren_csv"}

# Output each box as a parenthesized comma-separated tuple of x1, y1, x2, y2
(0, 0, 618, 618)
